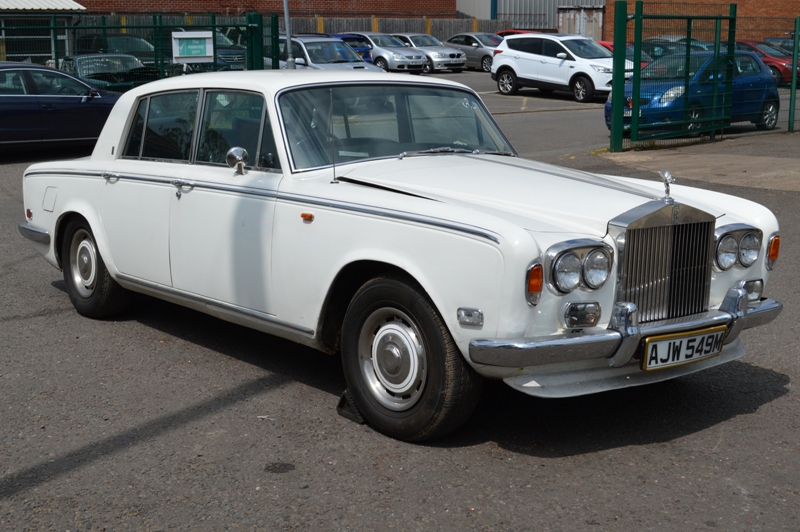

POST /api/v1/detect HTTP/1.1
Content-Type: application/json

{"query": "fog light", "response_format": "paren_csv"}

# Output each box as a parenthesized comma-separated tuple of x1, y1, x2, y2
(738, 279, 764, 303)
(564, 302, 601, 329)
(457, 307, 483, 326)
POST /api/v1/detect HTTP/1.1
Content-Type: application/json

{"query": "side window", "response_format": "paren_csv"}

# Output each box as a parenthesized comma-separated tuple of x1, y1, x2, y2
(123, 99, 147, 158)
(735, 56, 759, 76)
(0, 70, 27, 95)
(141, 91, 198, 161)
(397, 36, 411, 45)
(519, 38, 542, 55)
(449, 36, 464, 45)
(29, 71, 89, 96)
(542, 40, 568, 59)
(465, 36, 478, 47)
(197, 91, 265, 167)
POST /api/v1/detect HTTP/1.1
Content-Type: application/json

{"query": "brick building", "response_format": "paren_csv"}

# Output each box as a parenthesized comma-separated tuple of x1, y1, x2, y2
(74, 0, 458, 17)
(604, 0, 800, 41)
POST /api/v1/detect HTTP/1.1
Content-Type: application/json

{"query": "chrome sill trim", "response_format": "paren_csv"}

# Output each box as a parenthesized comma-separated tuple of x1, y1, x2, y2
(116, 274, 315, 336)
(18, 223, 50, 245)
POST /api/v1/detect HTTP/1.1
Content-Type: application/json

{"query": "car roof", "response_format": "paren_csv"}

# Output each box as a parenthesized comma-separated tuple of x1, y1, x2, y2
(0, 62, 62, 72)
(503, 33, 587, 41)
(118, 69, 471, 100)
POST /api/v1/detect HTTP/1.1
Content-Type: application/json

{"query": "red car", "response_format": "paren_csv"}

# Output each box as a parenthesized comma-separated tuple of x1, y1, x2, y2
(735, 40, 798, 84)
(597, 41, 651, 69)
(496, 29, 537, 38)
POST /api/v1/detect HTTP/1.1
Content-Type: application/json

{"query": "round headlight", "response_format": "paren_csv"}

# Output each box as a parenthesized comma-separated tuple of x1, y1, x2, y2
(583, 249, 611, 288)
(716, 234, 738, 270)
(738, 232, 760, 267)
(554, 252, 582, 292)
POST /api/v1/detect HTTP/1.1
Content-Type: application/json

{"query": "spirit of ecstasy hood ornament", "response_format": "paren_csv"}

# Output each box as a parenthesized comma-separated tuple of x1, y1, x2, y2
(658, 170, 675, 204)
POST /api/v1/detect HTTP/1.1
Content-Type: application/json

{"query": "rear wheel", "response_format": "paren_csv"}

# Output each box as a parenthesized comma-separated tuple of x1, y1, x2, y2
(62, 218, 130, 318)
(341, 275, 483, 441)
(571, 76, 594, 102)
(497, 70, 519, 95)
(481, 56, 492, 72)
(756, 100, 779, 130)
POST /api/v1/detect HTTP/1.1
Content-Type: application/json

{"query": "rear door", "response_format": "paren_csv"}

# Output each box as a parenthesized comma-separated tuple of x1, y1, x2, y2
(506, 37, 542, 80)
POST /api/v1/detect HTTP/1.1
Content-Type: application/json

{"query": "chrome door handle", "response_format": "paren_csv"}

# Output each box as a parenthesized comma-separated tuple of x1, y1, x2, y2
(170, 179, 195, 188)
(102, 172, 121, 180)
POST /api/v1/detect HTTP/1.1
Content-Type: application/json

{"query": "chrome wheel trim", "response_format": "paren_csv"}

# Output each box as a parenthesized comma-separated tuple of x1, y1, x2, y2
(358, 307, 427, 411)
(769, 67, 781, 83)
(422, 59, 432, 74)
(763, 102, 778, 128)
(498, 72, 513, 93)
(375, 58, 388, 71)
(69, 229, 97, 298)
(687, 108, 703, 130)
(481, 56, 492, 72)
(573, 80, 586, 101)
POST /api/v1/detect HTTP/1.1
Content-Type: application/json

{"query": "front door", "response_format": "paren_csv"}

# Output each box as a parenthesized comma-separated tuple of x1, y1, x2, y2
(169, 90, 282, 315)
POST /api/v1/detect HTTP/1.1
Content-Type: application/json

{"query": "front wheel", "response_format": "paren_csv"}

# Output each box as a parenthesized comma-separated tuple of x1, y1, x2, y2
(422, 57, 433, 74)
(684, 105, 704, 136)
(769, 67, 782, 84)
(756, 100, 779, 130)
(571, 76, 594, 102)
(497, 70, 519, 95)
(62, 218, 130, 318)
(341, 276, 483, 441)
(481, 56, 492, 72)
(374, 57, 388, 71)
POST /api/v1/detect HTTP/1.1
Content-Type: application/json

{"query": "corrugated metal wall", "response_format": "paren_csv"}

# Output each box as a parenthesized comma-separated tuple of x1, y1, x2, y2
(493, 0, 604, 31)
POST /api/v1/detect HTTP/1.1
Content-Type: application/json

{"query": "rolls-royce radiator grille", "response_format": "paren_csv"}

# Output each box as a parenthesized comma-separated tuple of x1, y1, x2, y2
(621, 221, 714, 323)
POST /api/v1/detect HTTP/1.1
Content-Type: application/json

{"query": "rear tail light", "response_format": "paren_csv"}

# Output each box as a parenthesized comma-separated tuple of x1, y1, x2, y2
(493, 49, 503, 56)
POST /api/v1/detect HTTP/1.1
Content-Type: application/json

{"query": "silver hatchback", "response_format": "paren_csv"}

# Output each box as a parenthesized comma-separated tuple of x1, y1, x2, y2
(392, 33, 466, 73)
(445, 32, 503, 72)
(340, 32, 426, 73)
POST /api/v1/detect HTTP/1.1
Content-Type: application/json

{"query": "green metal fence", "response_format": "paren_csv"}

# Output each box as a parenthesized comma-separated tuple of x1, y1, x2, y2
(610, 1, 799, 152)
(0, 13, 279, 91)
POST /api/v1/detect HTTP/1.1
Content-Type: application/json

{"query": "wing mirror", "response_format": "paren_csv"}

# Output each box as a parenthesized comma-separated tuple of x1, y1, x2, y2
(557, 52, 567, 59)
(295, 57, 307, 66)
(226, 147, 249, 175)
(471, 42, 479, 47)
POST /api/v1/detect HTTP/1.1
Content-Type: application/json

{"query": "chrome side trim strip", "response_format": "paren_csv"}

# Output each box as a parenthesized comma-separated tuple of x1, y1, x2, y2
(116, 274, 315, 336)
(22, 171, 498, 244)
(18, 223, 50, 245)
(278, 192, 501, 244)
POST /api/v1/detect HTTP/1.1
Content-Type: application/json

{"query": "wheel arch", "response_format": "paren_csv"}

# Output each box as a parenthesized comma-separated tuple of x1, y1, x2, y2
(316, 260, 427, 354)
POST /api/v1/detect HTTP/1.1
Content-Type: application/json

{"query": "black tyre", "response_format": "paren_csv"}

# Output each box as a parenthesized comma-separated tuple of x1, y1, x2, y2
(62, 218, 130, 318)
(756, 100, 779, 130)
(341, 275, 483, 441)
(497, 70, 519, 95)
(481, 55, 492, 72)
(374, 57, 388, 71)
(769, 67, 782, 84)
(571, 76, 594, 102)
(422, 57, 433, 74)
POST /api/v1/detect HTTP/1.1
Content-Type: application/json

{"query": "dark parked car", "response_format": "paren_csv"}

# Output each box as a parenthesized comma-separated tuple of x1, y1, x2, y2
(639, 40, 703, 61)
(764, 36, 798, 54)
(76, 34, 156, 65)
(0, 62, 119, 151)
(604, 52, 780, 134)
(597, 41, 653, 69)
(60, 54, 160, 93)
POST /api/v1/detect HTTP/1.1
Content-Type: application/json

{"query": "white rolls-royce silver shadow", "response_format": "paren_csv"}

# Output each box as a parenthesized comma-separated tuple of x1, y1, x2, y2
(19, 70, 782, 441)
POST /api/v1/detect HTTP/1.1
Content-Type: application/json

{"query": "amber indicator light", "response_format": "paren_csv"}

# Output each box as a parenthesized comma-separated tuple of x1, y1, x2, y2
(301, 213, 314, 222)
(528, 264, 543, 293)
(768, 235, 780, 260)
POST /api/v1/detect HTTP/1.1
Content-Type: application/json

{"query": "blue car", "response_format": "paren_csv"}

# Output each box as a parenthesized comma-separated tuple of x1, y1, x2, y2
(0, 62, 120, 152)
(332, 34, 374, 63)
(604, 51, 780, 134)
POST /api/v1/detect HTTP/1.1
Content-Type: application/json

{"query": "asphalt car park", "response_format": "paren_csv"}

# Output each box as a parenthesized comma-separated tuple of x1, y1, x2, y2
(1, 70, 799, 529)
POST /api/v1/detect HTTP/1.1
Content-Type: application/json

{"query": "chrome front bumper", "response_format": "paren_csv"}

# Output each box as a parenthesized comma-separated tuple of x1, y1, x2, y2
(469, 288, 782, 369)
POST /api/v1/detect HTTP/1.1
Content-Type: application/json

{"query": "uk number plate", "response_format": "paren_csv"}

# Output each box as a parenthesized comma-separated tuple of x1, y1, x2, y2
(642, 325, 727, 372)
(623, 109, 641, 117)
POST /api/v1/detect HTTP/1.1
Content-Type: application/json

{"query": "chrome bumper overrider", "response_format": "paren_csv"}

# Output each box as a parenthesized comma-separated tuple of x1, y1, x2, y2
(469, 288, 782, 368)
(18, 223, 50, 245)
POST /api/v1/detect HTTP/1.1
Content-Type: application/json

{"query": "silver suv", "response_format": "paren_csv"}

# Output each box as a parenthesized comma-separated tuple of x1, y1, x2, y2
(339, 32, 425, 73)
(391, 33, 466, 73)
(491, 34, 632, 102)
